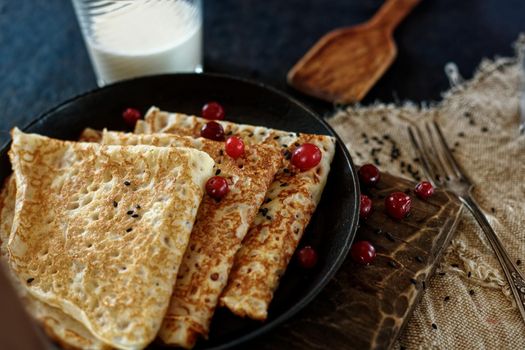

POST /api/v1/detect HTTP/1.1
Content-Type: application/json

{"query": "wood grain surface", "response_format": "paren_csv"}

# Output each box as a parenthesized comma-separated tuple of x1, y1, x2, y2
(287, 0, 421, 103)
(250, 170, 462, 350)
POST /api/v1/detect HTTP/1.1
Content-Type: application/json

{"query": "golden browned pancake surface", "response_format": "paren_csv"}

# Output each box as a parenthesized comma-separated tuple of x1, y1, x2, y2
(7, 128, 214, 349)
(139, 107, 336, 321)
(102, 131, 282, 348)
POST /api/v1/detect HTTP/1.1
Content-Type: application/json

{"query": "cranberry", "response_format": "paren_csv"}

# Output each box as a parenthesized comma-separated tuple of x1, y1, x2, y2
(202, 101, 225, 120)
(415, 181, 434, 199)
(225, 136, 245, 159)
(122, 108, 141, 127)
(291, 143, 322, 171)
(297, 246, 318, 268)
(385, 192, 412, 219)
(359, 194, 373, 219)
(351, 240, 376, 265)
(200, 121, 225, 141)
(358, 164, 380, 187)
(206, 176, 229, 199)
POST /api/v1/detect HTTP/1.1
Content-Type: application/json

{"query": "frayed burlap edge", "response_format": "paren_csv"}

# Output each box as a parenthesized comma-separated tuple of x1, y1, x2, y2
(327, 35, 525, 349)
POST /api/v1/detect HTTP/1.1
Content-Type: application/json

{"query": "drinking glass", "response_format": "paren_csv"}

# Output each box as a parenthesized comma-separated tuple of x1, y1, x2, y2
(71, 0, 203, 86)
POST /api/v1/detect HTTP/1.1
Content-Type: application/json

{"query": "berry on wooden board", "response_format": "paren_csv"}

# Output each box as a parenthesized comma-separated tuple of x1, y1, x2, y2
(358, 164, 380, 187)
(351, 240, 376, 265)
(385, 192, 412, 219)
(415, 181, 434, 199)
(360, 194, 373, 219)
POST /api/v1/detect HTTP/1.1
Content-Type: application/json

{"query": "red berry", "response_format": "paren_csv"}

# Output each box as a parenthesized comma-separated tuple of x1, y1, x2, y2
(385, 192, 412, 219)
(202, 101, 225, 120)
(225, 136, 245, 159)
(206, 176, 229, 199)
(359, 194, 373, 219)
(291, 143, 322, 171)
(351, 240, 376, 265)
(415, 181, 434, 199)
(359, 164, 380, 187)
(297, 246, 318, 268)
(200, 121, 225, 141)
(122, 108, 141, 127)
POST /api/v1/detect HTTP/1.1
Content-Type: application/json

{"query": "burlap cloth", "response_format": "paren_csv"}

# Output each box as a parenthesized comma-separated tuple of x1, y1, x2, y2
(327, 36, 525, 349)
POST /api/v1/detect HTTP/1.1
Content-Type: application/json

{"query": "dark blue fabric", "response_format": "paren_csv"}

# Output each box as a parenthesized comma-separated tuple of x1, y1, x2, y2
(1, 0, 524, 146)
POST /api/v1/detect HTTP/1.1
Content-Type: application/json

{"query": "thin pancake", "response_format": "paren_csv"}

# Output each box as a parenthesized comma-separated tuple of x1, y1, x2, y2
(101, 131, 282, 348)
(0, 176, 15, 256)
(78, 128, 103, 142)
(139, 107, 336, 320)
(8, 128, 214, 349)
(0, 176, 111, 350)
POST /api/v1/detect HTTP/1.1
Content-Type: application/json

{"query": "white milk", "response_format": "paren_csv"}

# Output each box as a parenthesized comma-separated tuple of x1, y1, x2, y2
(82, 0, 202, 85)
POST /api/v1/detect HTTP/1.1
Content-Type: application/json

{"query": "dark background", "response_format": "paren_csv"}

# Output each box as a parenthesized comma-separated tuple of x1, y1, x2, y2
(0, 0, 524, 347)
(1, 0, 525, 145)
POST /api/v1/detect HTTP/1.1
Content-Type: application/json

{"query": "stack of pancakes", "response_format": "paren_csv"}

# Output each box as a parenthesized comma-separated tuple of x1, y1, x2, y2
(0, 107, 336, 349)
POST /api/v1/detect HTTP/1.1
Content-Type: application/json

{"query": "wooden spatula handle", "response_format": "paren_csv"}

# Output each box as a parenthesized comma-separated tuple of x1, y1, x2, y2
(369, 0, 421, 32)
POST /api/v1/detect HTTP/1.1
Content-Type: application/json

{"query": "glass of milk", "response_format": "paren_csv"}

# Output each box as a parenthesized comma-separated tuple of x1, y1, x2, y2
(71, 0, 202, 86)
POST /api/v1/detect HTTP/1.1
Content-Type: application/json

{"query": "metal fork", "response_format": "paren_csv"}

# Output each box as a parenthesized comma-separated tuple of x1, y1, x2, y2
(408, 121, 525, 322)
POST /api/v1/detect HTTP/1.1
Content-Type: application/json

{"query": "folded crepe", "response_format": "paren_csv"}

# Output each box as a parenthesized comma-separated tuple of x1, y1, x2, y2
(78, 128, 103, 142)
(1, 174, 111, 350)
(136, 107, 336, 321)
(6, 128, 214, 349)
(101, 131, 282, 348)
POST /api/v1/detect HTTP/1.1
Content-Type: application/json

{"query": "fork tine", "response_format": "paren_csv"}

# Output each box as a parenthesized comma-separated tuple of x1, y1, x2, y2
(414, 124, 445, 186)
(407, 126, 437, 187)
(424, 122, 453, 182)
(432, 121, 465, 180)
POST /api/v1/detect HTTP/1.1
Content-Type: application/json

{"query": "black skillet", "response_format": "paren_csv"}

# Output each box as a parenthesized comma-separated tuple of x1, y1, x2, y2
(0, 73, 359, 350)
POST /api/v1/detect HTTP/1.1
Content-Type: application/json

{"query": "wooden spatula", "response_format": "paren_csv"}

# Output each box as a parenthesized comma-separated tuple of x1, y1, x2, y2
(287, 0, 420, 104)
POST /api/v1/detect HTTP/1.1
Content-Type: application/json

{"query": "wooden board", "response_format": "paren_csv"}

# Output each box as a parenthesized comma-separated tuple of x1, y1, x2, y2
(249, 171, 462, 349)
